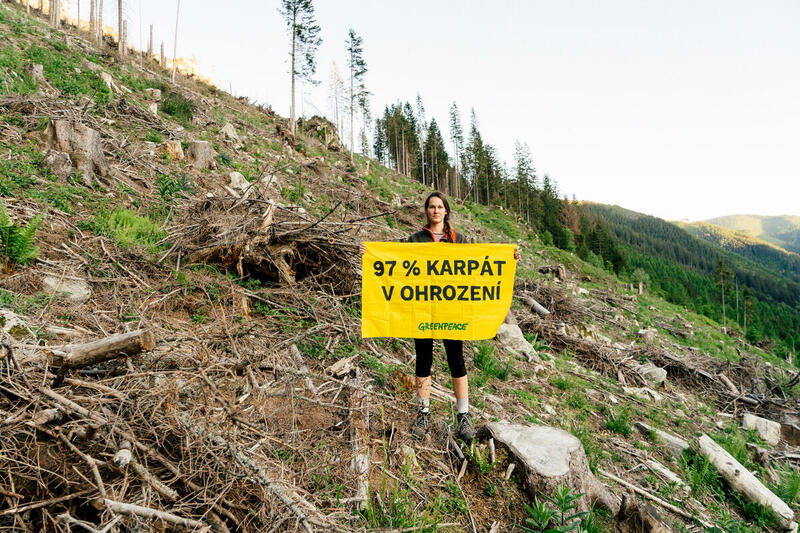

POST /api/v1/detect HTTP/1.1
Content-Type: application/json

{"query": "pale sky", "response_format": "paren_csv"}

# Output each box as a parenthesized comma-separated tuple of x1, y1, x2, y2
(60, 0, 800, 221)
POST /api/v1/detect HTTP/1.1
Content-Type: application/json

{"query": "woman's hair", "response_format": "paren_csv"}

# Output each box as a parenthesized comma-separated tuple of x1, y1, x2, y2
(424, 191, 454, 242)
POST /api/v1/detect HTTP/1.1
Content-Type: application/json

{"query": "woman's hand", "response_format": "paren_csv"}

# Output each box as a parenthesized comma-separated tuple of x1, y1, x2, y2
(359, 243, 366, 255)
(513, 246, 520, 261)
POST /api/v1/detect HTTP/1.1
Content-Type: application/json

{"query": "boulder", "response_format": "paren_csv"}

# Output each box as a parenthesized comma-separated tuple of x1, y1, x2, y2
(162, 140, 184, 161)
(495, 323, 537, 362)
(486, 422, 619, 515)
(43, 120, 110, 187)
(43, 150, 72, 179)
(144, 88, 162, 101)
(742, 413, 781, 446)
(187, 140, 217, 170)
(623, 387, 663, 403)
(229, 171, 249, 192)
(0, 309, 33, 340)
(638, 328, 657, 343)
(220, 122, 240, 143)
(699, 434, 796, 532)
(26, 63, 45, 82)
(634, 422, 689, 458)
(147, 103, 158, 116)
(42, 276, 91, 305)
(81, 58, 101, 72)
(635, 362, 667, 388)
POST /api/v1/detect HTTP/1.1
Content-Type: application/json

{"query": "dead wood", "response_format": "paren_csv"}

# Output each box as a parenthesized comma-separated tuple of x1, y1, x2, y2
(59, 329, 155, 369)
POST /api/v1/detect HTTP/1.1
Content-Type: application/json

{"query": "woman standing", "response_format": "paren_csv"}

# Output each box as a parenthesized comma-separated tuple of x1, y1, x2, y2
(362, 191, 519, 442)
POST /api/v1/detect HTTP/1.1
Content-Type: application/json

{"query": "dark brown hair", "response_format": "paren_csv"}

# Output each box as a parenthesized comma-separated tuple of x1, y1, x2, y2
(424, 191, 454, 242)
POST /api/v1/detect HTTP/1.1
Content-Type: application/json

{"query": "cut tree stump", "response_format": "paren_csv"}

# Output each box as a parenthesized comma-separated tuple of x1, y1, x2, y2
(698, 434, 797, 532)
(485, 422, 619, 515)
(187, 140, 217, 170)
(42, 120, 111, 187)
(60, 329, 155, 369)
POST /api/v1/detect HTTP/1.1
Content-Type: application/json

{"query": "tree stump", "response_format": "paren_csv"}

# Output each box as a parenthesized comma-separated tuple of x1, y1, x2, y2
(43, 120, 111, 187)
(187, 140, 217, 170)
(485, 422, 619, 515)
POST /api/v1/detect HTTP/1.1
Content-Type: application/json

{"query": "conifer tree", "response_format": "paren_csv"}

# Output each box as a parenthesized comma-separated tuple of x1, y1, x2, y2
(345, 29, 367, 161)
(280, 0, 322, 135)
(715, 260, 733, 333)
(448, 102, 463, 197)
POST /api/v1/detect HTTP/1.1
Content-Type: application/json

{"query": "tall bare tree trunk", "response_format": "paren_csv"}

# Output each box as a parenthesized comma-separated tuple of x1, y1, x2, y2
(289, 11, 296, 135)
(77, 0, 81, 31)
(117, 0, 122, 55)
(147, 24, 152, 58)
(721, 278, 727, 334)
(89, 0, 95, 35)
(171, 0, 180, 83)
(349, 69, 354, 162)
(97, 0, 103, 45)
(122, 19, 127, 57)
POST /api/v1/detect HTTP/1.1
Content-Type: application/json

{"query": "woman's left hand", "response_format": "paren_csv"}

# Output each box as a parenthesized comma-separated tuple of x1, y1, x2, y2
(514, 246, 520, 261)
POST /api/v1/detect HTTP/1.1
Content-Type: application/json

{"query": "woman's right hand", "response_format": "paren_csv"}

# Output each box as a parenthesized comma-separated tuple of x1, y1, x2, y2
(359, 243, 366, 255)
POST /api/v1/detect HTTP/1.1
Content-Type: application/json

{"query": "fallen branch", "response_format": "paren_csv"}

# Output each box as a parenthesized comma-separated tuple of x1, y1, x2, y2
(179, 412, 315, 533)
(598, 468, 714, 529)
(104, 499, 208, 530)
(519, 295, 550, 317)
(60, 329, 156, 369)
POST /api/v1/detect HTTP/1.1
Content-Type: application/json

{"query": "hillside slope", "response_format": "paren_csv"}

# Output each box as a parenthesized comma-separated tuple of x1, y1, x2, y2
(706, 215, 800, 255)
(2, 4, 800, 533)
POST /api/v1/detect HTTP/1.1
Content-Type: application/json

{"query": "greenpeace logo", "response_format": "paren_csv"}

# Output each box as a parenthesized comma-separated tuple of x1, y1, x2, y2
(417, 322, 469, 332)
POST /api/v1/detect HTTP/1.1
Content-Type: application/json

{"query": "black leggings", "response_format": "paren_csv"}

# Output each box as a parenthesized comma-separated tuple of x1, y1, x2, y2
(414, 339, 466, 379)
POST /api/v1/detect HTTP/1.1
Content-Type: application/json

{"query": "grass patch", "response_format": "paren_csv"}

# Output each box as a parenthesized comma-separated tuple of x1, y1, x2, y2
(161, 91, 195, 126)
(473, 341, 511, 381)
(603, 406, 632, 437)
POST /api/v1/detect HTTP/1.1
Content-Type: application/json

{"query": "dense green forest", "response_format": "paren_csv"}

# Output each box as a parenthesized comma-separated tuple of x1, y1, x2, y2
(679, 221, 800, 284)
(371, 101, 626, 272)
(590, 205, 800, 354)
(706, 214, 800, 255)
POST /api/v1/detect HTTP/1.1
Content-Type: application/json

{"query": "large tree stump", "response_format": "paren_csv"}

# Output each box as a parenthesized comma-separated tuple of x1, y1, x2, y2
(698, 434, 797, 532)
(187, 140, 217, 170)
(43, 120, 111, 187)
(486, 422, 619, 515)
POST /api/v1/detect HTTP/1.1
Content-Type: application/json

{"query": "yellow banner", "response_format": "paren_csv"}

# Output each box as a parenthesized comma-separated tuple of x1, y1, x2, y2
(361, 242, 517, 340)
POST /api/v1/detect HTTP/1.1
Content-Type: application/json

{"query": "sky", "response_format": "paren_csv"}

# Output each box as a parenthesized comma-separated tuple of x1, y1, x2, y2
(57, 0, 800, 221)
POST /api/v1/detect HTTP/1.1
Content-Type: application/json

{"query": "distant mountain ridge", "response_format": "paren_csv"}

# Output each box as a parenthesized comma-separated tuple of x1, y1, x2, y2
(704, 214, 800, 254)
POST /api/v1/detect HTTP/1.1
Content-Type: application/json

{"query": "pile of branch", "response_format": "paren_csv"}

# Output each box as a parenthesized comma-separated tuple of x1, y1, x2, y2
(170, 195, 364, 294)
(0, 325, 374, 532)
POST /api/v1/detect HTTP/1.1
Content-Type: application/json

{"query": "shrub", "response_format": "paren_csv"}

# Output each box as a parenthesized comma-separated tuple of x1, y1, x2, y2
(161, 92, 195, 126)
(0, 201, 43, 272)
(145, 129, 163, 143)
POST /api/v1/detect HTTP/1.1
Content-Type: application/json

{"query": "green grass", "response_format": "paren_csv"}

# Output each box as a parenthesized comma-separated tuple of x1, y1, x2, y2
(161, 91, 195, 126)
(603, 406, 632, 437)
(473, 341, 511, 381)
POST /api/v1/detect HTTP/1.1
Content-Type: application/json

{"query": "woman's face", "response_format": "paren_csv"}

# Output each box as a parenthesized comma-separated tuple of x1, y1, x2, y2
(426, 197, 447, 225)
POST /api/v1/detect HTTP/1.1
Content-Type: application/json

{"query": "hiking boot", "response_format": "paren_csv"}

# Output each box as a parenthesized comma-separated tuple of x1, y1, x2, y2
(455, 412, 476, 442)
(411, 409, 430, 440)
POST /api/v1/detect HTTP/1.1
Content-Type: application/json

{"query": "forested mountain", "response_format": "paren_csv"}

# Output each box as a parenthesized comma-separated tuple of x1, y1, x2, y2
(589, 205, 800, 351)
(705, 215, 800, 254)
(678, 221, 800, 284)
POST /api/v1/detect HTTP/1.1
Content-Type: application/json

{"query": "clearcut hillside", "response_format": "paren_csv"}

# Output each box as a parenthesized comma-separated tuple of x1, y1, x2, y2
(2, 4, 800, 533)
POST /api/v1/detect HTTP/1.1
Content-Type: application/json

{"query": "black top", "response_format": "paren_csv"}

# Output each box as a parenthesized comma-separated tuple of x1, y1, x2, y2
(407, 227, 467, 244)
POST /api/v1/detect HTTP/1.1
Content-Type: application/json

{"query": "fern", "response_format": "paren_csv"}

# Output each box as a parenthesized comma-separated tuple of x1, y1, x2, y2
(0, 201, 43, 272)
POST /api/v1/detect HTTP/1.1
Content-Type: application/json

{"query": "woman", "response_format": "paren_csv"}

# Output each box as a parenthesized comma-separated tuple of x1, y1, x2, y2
(362, 191, 519, 442)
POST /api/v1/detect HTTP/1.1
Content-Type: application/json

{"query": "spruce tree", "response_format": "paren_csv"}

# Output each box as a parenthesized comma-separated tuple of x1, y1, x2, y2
(448, 102, 463, 197)
(280, 0, 322, 135)
(345, 29, 367, 160)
